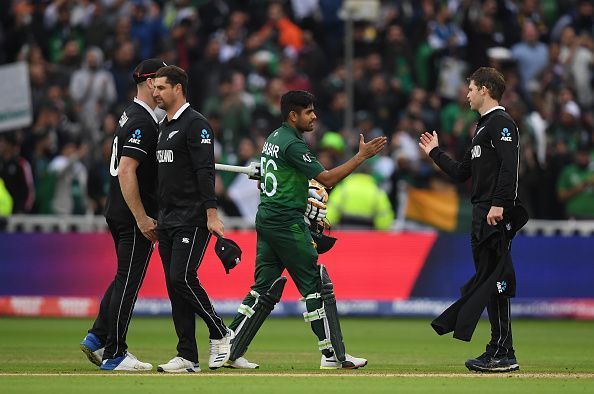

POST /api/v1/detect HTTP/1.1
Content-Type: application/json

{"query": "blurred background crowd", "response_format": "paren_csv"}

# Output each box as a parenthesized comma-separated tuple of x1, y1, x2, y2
(0, 0, 593, 229)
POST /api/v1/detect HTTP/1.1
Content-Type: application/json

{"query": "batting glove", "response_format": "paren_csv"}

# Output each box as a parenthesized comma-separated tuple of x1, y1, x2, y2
(305, 198, 327, 222)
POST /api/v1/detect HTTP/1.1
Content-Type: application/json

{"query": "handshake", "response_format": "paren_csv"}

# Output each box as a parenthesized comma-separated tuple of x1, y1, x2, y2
(305, 179, 328, 222)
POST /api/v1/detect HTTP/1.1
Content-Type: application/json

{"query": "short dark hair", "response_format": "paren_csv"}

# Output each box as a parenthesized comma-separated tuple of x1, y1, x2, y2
(468, 67, 506, 101)
(281, 90, 315, 120)
(155, 65, 188, 97)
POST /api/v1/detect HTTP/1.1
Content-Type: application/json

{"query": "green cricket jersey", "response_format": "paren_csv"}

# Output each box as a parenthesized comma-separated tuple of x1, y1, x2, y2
(256, 122, 325, 228)
(557, 163, 594, 218)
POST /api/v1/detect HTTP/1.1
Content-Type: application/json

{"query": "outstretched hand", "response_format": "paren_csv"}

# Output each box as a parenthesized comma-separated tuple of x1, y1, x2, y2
(358, 134, 387, 159)
(418, 131, 439, 156)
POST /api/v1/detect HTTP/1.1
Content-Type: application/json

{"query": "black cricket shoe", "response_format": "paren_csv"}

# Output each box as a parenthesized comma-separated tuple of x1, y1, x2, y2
(465, 353, 520, 373)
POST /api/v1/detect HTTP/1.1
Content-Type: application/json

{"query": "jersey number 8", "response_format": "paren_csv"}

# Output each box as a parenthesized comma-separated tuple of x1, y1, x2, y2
(260, 157, 278, 197)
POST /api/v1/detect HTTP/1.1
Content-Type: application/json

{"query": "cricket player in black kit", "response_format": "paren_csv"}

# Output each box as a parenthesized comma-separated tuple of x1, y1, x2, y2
(152, 65, 233, 373)
(419, 67, 528, 373)
(80, 59, 167, 371)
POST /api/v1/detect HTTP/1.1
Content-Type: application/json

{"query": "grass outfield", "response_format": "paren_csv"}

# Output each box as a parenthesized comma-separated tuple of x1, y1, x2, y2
(0, 317, 593, 393)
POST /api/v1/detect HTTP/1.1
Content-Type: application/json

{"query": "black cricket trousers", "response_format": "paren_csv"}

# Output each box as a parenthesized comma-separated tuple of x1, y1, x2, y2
(158, 226, 227, 363)
(89, 220, 154, 359)
(471, 205, 514, 358)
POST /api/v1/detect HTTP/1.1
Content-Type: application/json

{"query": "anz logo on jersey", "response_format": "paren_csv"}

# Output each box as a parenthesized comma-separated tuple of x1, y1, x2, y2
(200, 129, 211, 144)
(471, 145, 481, 159)
(501, 127, 512, 142)
(128, 129, 142, 144)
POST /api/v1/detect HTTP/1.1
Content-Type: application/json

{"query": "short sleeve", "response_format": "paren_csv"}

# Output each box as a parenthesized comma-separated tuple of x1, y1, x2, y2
(121, 120, 155, 162)
(285, 140, 325, 179)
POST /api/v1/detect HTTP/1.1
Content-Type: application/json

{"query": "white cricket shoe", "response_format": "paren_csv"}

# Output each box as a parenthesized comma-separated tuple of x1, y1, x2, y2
(224, 357, 260, 369)
(157, 356, 200, 373)
(80, 333, 104, 366)
(100, 352, 152, 371)
(208, 329, 234, 369)
(320, 353, 368, 369)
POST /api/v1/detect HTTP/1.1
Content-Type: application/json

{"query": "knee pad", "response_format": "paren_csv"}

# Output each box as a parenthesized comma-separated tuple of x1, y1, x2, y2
(301, 265, 346, 362)
(230, 276, 287, 361)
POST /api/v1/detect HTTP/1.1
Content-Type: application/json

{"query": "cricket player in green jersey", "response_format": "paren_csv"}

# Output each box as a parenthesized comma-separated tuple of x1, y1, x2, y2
(225, 90, 387, 370)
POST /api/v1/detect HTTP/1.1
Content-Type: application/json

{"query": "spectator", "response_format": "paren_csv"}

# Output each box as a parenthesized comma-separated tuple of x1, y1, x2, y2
(255, 1, 303, 53)
(559, 26, 594, 109)
(28, 131, 54, 214)
(511, 21, 549, 95)
(47, 138, 88, 215)
(440, 85, 479, 149)
(278, 56, 311, 92)
(203, 72, 251, 153)
(110, 41, 137, 106)
(0, 177, 13, 230)
(251, 77, 285, 137)
(326, 168, 394, 230)
(0, 0, 592, 221)
(557, 145, 594, 219)
(130, 0, 166, 60)
(69, 47, 117, 143)
(87, 136, 111, 215)
(0, 132, 35, 214)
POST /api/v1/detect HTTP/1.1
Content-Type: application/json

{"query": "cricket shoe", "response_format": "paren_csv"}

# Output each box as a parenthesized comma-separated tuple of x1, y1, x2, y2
(208, 329, 235, 369)
(224, 357, 260, 369)
(100, 352, 152, 371)
(80, 333, 104, 366)
(320, 353, 368, 369)
(157, 356, 200, 373)
(465, 353, 519, 373)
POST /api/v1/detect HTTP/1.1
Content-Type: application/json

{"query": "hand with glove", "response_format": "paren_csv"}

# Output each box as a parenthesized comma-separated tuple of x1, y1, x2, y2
(305, 198, 327, 221)
(305, 179, 328, 222)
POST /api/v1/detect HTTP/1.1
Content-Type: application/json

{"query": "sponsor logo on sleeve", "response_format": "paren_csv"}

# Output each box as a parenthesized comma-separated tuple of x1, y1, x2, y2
(501, 127, 512, 142)
(497, 280, 507, 293)
(128, 129, 142, 144)
(200, 129, 211, 144)
(302, 153, 312, 162)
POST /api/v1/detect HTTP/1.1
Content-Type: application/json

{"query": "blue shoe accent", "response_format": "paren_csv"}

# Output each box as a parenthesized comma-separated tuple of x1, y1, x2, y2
(81, 333, 103, 352)
(100, 355, 127, 370)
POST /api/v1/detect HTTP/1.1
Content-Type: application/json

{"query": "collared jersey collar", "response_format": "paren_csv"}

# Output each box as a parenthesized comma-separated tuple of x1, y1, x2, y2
(480, 105, 505, 118)
(133, 97, 159, 123)
(171, 102, 190, 120)
(281, 122, 303, 140)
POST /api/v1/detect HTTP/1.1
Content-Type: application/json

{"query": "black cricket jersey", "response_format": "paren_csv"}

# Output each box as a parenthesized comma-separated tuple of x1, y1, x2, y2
(104, 98, 159, 224)
(156, 103, 217, 228)
(429, 106, 520, 207)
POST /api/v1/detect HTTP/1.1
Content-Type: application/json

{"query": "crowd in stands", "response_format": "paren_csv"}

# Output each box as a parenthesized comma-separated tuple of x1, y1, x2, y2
(0, 0, 593, 226)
